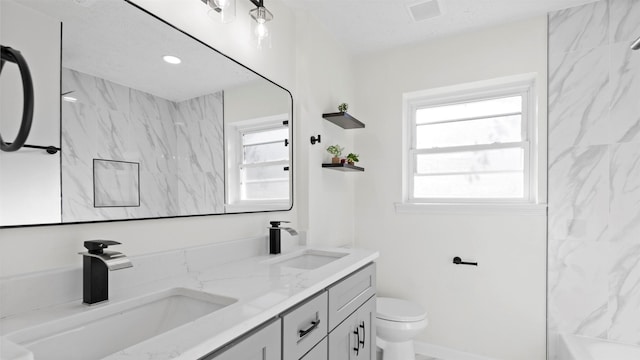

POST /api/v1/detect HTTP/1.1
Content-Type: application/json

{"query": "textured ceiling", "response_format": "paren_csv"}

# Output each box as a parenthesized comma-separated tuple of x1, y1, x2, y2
(280, 0, 601, 54)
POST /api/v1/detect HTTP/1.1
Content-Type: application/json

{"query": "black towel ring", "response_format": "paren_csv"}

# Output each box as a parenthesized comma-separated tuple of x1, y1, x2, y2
(0, 45, 34, 152)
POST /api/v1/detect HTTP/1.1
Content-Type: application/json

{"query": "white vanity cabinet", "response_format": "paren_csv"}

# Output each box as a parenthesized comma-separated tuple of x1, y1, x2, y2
(201, 319, 282, 360)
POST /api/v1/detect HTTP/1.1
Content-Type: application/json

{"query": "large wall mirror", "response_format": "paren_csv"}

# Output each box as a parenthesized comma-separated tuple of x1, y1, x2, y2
(0, 0, 293, 227)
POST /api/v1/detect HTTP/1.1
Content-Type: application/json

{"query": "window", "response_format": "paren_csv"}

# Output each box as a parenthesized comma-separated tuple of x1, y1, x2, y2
(240, 126, 289, 201)
(404, 76, 537, 204)
(226, 114, 291, 209)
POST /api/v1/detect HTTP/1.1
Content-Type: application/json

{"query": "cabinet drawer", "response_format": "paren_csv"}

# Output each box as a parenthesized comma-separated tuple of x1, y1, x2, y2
(282, 291, 328, 360)
(328, 263, 376, 330)
(300, 337, 327, 360)
(201, 318, 281, 360)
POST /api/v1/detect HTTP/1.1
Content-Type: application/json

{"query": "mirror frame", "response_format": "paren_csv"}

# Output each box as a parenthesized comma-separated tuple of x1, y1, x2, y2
(0, 0, 293, 229)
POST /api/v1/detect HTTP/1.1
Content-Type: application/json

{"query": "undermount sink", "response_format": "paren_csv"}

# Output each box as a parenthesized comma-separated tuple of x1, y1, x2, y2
(268, 249, 348, 270)
(6, 287, 236, 360)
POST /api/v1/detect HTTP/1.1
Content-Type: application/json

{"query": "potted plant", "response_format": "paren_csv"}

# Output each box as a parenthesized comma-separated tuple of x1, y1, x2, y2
(326, 145, 344, 164)
(338, 102, 348, 113)
(346, 153, 359, 165)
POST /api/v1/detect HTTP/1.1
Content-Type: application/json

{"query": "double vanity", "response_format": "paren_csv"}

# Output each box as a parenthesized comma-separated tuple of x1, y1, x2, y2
(0, 238, 378, 360)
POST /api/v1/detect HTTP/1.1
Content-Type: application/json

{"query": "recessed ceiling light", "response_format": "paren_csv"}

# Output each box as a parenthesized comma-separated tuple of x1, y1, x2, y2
(162, 55, 182, 65)
(62, 96, 78, 103)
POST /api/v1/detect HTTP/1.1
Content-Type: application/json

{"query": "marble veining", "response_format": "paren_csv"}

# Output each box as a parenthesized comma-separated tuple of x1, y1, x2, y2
(548, 0, 640, 358)
(548, 145, 609, 242)
(610, 0, 640, 44)
(61, 68, 224, 222)
(548, 0, 609, 55)
(610, 43, 640, 143)
(548, 47, 610, 160)
(0, 237, 378, 360)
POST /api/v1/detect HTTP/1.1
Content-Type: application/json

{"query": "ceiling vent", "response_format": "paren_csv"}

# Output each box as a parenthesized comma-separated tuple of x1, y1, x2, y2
(407, 0, 442, 22)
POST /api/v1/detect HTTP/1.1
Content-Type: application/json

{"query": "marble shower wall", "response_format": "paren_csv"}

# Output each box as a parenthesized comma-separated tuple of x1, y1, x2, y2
(548, 0, 640, 358)
(61, 68, 224, 222)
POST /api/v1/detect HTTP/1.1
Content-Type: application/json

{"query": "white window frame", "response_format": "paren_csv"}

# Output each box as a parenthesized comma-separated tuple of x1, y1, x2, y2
(225, 114, 291, 212)
(402, 74, 540, 207)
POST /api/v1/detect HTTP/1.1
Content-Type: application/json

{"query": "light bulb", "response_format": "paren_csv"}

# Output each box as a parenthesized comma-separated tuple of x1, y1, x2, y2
(255, 22, 269, 49)
(255, 23, 268, 39)
(249, 6, 273, 49)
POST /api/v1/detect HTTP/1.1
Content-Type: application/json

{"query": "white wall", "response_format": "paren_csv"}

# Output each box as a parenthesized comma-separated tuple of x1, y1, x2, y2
(0, 0, 61, 226)
(353, 17, 548, 360)
(293, 10, 357, 248)
(224, 80, 291, 124)
(0, 0, 355, 277)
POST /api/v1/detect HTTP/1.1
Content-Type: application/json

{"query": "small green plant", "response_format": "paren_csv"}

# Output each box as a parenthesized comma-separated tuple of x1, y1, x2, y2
(338, 103, 349, 112)
(326, 144, 344, 157)
(346, 153, 359, 164)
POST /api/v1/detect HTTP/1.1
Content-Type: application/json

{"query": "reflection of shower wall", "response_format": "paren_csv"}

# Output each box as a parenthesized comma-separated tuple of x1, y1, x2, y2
(61, 68, 224, 222)
(174, 93, 225, 216)
(547, 0, 640, 358)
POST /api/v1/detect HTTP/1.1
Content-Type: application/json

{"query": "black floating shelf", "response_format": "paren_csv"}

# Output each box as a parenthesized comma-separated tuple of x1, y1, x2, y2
(322, 112, 365, 129)
(322, 163, 365, 172)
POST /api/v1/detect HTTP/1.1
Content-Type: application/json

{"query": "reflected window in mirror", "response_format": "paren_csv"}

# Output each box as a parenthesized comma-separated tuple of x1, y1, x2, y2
(0, 0, 293, 227)
(226, 115, 290, 211)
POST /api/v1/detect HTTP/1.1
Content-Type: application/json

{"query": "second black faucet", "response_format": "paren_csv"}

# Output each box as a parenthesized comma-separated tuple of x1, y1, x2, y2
(269, 221, 298, 254)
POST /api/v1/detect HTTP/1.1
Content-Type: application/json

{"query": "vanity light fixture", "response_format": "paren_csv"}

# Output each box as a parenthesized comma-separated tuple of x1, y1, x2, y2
(201, 0, 273, 48)
(249, 0, 273, 49)
(206, 0, 236, 23)
(162, 55, 182, 64)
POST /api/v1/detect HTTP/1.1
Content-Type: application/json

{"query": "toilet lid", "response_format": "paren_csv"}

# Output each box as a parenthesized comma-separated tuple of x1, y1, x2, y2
(376, 297, 427, 322)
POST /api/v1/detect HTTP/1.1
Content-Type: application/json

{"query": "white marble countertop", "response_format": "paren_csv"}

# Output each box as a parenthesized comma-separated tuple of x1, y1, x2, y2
(0, 245, 378, 360)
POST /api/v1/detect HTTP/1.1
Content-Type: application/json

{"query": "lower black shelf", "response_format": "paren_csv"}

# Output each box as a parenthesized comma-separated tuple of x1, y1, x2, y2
(322, 163, 365, 172)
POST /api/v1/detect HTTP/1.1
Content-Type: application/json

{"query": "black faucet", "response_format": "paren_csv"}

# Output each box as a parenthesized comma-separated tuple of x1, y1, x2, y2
(78, 240, 132, 305)
(269, 221, 298, 254)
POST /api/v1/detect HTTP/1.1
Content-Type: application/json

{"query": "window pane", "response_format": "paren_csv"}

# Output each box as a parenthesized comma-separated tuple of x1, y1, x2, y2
(416, 148, 524, 175)
(416, 95, 521, 124)
(243, 128, 288, 145)
(243, 164, 288, 182)
(243, 180, 289, 200)
(416, 115, 521, 149)
(414, 173, 523, 199)
(244, 142, 288, 163)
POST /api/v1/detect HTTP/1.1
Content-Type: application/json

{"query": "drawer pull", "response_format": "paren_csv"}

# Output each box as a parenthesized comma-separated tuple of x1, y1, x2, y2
(298, 319, 320, 338)
(359, 321, 366, 348)
(353, 328, 360, 356)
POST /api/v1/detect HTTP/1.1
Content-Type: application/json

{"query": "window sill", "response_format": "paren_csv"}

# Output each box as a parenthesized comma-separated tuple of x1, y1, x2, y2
(394, 202, 547, 216)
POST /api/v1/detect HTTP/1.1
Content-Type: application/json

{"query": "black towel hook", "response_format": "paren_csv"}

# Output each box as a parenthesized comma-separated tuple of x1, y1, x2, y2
(0, 45, 34, 152)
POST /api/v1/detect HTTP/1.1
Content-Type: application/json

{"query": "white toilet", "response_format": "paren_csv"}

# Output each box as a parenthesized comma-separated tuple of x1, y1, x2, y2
(376, 297, 428, 360)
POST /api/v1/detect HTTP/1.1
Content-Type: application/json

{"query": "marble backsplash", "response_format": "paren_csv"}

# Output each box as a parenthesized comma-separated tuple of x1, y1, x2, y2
(0, 236, 267, 319)
(547, 0, 640, 358)
(61, 68, 224, 222)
